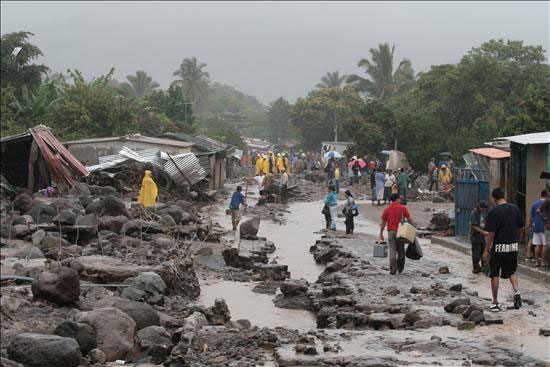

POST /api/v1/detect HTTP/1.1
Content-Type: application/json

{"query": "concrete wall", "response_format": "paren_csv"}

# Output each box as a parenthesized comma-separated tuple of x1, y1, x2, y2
(525, 144, 547, 220)
(66, 141, 192, 165)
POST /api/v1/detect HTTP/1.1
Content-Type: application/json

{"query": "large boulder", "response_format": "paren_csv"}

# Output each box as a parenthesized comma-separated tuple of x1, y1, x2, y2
(240, 216, 261, 236)
(53, 210, 76, 226)
(7, 333, 81, 367)
(129, 326, 174, 364)
(75, 307, 136, 362)
(280, 279, 309, 297)
(125, 272, 167, 298)
(158, 205, 187, 224)
(68, 182, 91, 196)
(76, 213, 97, 227)
(95, 297, 160, 331)
(86, 196, 129, 218)
(40, 235, 71, 253)
(31, 266, 80, 305)
(53, 320, 97, 355)
(13, 194, 33, 214)
(26, 203, 57, 224)
(98, 215, 129, 234)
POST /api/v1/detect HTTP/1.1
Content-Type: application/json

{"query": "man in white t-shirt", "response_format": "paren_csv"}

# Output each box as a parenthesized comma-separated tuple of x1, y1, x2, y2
(384, 170, 396, 204)
(254, 171, 265, 196)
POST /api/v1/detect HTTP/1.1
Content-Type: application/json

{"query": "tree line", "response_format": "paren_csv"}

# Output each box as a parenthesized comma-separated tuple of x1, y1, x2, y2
(0, 31, 266, 148)
(270, 39, 549, 168)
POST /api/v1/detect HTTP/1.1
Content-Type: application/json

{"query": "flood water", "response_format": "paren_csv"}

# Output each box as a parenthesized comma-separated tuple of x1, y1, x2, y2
(200, 200, 325, 330)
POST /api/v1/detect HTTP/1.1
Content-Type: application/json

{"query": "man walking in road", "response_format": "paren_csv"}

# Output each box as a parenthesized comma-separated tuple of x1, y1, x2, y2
(483, 187, 524, 312)
(229, 186, 248, 231)
(398, 168, 409, 205)
(279, 168, 289, 204)
(470, 200, 488, 273)
(529, 189, 548, 267)
(380, 193, 414, 275)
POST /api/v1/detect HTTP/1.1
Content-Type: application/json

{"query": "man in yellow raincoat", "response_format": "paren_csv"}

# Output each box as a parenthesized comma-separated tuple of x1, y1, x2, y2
(262, 154, 269, 174)
(276, 153, 284, 173)
(138, 170, 158, 208)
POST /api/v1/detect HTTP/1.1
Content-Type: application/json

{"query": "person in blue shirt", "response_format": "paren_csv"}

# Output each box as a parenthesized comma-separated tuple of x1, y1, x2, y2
(323, 185, 338, 231)
(529, 189, 548, 267)
(375, 168, 385, 206)
(229, 186, 247, 231)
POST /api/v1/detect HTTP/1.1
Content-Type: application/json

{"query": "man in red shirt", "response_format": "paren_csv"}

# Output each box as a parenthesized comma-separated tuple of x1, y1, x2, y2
(380, 193, 414, 274)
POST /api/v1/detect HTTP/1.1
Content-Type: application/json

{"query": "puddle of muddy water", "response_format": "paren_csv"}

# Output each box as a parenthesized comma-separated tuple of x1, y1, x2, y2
(200, 200, 327, 330)
(200, 280, 317, 330)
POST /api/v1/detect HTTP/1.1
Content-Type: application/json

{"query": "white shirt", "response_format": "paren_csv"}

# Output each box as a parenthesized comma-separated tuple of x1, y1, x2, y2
(280, 173, 289, 186)
(254, 175, 264, 189)
(384, 174, 396, 187)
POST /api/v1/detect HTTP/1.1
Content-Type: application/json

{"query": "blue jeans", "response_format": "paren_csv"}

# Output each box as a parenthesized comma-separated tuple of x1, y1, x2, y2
(329, 205, 337, 230)
(334, 180, 339, 192)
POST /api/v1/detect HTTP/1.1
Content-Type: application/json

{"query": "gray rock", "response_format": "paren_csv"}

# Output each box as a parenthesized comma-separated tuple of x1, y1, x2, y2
(457, 321, 475, 330)
(13, 246, 44, 259)
(159, 215, 177, 228)
(453, 304, 470, 314)
(280, 279, 309, 296)
(295, 344, 305, 353)
(96, 297, 160, 330)
(240, 216, 261, 236)
(444, 298, 470, 313)
(539, 327, 550, 336)
(158, 205, 186, 224)
(101, 195, 129, 217)
(53, 210, 76, 226)
(7, 333, 81, 367)
(13, 194, 33, 214)
(31, 266, 80, 305)
(76, 213, 97, 227)
(207, 298, 231, 325)
(97, 215, 129, 234)
(449, 283, 462, 292)
(26, 203, 57, 224)
(121, 286, 147, 302)
(127, 272, 167, 298)
(40, 235, 71, 252)
(469, 310, 485, 324)
(12, 224, 30, 239)
(31, 229, 46, 247)
(438, 266, 450, 274)
(68, 182, 91, 196)
(53, 320, 97, 354)
(304, 345, 318, 355)
(89, 348, 106, 364)
(236, 319, 252, 329)
(75, 307, 136, 362)
(131, 325, 174, 364)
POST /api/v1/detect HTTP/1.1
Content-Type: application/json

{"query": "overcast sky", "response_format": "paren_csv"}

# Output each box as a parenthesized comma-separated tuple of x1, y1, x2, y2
(1, 1, 548, 104)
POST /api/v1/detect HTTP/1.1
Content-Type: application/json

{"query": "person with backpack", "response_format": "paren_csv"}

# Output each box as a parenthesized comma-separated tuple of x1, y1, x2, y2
(343, 190, 358, 235)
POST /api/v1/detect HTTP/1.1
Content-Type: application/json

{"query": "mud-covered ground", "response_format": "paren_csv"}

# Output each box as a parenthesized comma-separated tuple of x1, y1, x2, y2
(1, 170, 548, 367)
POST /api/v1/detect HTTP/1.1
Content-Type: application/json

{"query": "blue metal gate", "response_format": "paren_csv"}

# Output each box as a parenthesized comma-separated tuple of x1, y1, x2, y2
(454, 170, 489, 237)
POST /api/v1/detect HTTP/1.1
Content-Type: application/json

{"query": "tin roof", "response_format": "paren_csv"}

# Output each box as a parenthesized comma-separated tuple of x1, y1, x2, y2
(64, 134, 194, 148)
(164, 153, 207, 185)
(159, 133, 232, 153)
(88, 147, 163, 172)
(469, 148, 510, 159)
(497, 131, 550, 145)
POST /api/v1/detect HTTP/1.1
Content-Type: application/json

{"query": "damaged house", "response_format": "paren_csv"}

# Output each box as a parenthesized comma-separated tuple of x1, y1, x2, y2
(0, 125, 89, 192)
(159, 133, 234, 190)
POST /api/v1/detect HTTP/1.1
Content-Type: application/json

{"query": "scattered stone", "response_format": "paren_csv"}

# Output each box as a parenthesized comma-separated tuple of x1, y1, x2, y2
(12, 224, 30, 239)
(75, 307, 136, 362)
(539, 328, 550, 336)
(453, 304, 470, 315)
(96, 297, 160, 331)
(449, 283, 462, 292)
(27, 203, 57, 224)
(31, 266, 80, 305)
(384, 286, 400, 296)
(53, 320, 97, 355)
(130, 325, 174, 364)
(303, 345, 318, 355)
(31, 229, 46, 247)
(468, 310, 485, 324)
(236, 319, 252, 329)
(13, 193, 33, 213)
(410, 287, 420, 294)
(421, 272, 430, 277)
(76, 213, 97, 227)
(240, 216, 261, 236)
(295, 344, 305, 353)
(457, 321, 475, 330)
(53, 210, 76, 226)
(7, 333, 81, 367)
(207, 298, 231, 325)
(13, 246, 44, 259)
(126, 271, 167, 298)
(89, 348, 106, 364)
(439, 266, 449, 274)
(444, 298, 470, 313)
(280, 279, 309, 296)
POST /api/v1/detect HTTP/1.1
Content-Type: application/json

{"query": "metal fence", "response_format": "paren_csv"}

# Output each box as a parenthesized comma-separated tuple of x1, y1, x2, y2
(453, 168, 489, 237)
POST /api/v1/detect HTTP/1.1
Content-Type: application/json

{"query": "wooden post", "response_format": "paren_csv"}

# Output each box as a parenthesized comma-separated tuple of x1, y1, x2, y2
(27, 140, 39, 192)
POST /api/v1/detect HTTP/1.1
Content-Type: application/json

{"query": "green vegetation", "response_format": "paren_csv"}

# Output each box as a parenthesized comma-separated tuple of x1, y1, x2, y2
(172, 57, 210, 114)
(316, 71, 348, 89)
(266, 97, 292, 144)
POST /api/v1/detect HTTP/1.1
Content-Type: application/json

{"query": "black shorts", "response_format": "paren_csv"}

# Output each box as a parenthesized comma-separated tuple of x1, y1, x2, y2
(489, 252, 517, 279)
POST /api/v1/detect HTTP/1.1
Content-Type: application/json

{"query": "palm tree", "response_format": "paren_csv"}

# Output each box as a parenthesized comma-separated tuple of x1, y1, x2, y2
(347, 43, 415, 100)
(172, 57, 210, 113)
(117, 70, 159, 97)
(316, 71, 348, 89)
(11, 83, 63, 128)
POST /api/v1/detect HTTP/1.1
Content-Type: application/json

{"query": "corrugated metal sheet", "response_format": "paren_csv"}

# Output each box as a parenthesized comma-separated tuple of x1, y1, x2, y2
(164, 153, 207, 185)
(469, 148, 510, 159)
(498, 132, 550, 145)
(196, 154, 212, 174)
(463, 152, 489, 181)
(89, 147, 162, 172)
(29, 125, 89, 191)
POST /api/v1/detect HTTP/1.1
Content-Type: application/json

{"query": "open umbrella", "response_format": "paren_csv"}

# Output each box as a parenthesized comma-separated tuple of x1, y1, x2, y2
(325, 151, 342, 159)
(380, 150, 391, 155)
(440, 152, 452, 157)
(348, 159, 367, 168)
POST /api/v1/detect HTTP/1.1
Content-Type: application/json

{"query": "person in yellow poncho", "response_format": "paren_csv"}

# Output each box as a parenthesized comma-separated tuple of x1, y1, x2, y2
(277, 152, 290, 174)
(438, 165, 453, 191)
(138, 170, 158, 208)
(276, 153, 284, 173)
(262, 154, 269, 174)
(255, 155, 263, 175)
